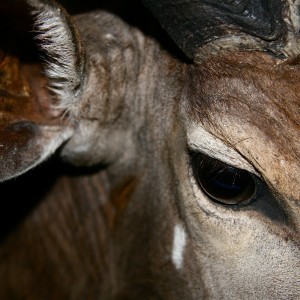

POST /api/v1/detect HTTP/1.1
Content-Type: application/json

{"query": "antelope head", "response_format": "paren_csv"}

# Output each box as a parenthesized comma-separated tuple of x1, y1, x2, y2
(0, 0, 299, 299)
(142, 0, 300, 297)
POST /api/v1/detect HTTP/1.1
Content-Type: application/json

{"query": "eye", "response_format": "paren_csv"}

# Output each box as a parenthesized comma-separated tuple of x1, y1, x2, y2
(190, 152, 257, 206)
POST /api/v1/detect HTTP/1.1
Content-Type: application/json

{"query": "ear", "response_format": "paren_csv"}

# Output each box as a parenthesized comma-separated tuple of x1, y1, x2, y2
(0, 0, 86, 181)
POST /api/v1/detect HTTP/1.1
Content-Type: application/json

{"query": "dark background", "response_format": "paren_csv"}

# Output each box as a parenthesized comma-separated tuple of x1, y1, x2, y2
(58, 0, 161, 38)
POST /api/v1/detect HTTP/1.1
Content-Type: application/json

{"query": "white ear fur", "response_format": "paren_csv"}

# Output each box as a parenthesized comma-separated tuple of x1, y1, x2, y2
(27, 0, 86, 113)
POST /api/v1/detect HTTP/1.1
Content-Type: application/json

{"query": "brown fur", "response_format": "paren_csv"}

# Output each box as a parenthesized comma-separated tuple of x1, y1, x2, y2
(185, 51, 300, 204)
(0, 2, 299, 300)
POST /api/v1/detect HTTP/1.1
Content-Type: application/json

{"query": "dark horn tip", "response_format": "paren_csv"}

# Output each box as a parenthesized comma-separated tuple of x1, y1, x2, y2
(142, 0, 285, 60)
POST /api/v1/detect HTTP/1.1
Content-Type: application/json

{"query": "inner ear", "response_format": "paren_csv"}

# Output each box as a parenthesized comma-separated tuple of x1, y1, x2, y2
(0, 2, 72, 181)
(0, 2, 65, 125)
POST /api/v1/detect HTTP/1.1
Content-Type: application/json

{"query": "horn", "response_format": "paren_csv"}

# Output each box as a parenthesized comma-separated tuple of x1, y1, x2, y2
(142, 0, 300, 62)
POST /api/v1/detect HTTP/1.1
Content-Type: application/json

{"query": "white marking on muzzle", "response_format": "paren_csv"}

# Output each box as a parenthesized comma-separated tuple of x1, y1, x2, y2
(172, 224, 187, 270)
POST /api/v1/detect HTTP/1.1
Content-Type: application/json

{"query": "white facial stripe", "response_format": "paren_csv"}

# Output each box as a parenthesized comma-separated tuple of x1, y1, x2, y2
(187, 123, 258, 175)
(172, 224, 187, 270)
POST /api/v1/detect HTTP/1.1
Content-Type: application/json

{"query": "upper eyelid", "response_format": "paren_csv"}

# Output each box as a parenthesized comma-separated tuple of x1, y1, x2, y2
(186, 124, 260, 177)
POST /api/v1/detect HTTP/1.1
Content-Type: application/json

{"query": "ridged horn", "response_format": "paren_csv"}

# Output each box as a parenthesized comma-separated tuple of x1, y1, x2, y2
(142, 0, 300, 62)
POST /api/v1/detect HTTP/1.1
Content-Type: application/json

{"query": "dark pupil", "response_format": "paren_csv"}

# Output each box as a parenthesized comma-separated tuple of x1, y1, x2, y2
(191, 152, 256, 205)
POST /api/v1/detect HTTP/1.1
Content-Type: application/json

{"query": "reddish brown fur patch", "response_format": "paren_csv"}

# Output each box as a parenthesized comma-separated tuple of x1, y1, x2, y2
(111, 176, 139, 230)
(0, 50, 70, 180)
(0, 51, 61, 128)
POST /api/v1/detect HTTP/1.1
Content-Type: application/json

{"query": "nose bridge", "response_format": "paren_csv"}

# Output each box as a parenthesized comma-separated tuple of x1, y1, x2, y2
(263, 147, 300, 203)
(286, 200, 300, 231)
(267, 158, 300, 229)
(270, 148, 300, 228)
(241, 119, 300, 227)
(258, 103, 300, 205)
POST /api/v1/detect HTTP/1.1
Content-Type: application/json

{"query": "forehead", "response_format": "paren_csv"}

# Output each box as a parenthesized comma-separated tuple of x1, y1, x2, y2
(184, 51, 300, 201)
(187, 51, 300, 112)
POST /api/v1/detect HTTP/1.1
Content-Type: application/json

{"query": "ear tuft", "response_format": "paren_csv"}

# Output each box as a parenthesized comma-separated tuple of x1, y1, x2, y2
(27, 0, 86, 113)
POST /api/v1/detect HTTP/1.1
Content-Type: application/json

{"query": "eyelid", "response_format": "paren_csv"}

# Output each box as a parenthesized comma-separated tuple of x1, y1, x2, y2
(187, 123, 260, 177)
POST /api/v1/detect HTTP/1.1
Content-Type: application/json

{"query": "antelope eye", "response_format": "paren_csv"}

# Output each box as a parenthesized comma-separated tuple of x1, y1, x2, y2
(191, 152, 257, 206)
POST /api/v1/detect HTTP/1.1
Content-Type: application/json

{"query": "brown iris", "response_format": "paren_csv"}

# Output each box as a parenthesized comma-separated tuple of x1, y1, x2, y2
(191, 152, 257, 206)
